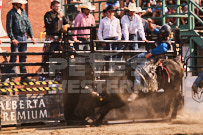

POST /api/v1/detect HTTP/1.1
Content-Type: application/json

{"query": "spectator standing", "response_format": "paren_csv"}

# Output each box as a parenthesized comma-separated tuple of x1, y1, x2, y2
(98, 5, 121, 51)
(121, 3, 147, 50)
(72, 2, 96, 50)
(41, 0, 70, 81)
(67, 0, 81, 24)
(6, 0, 37, 82)
(44, 0, 69, 52)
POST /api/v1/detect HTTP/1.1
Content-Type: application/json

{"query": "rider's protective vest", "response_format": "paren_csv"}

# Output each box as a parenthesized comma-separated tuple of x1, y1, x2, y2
(155, 40, 172, 50)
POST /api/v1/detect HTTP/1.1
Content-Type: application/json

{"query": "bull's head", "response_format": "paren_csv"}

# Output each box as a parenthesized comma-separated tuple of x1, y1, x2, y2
(74, 86, 103, 119)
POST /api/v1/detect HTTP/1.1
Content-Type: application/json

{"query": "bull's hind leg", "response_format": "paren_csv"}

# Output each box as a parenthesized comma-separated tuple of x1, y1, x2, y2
(171, 93, 183, 119)
(164, 93, 177, 121)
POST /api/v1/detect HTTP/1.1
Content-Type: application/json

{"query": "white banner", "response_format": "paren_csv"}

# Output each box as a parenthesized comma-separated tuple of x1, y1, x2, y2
(0, 0, 7, 37)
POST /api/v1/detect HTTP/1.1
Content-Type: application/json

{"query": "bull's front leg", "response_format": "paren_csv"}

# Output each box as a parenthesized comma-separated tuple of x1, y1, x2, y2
(95, 106, 111, 125)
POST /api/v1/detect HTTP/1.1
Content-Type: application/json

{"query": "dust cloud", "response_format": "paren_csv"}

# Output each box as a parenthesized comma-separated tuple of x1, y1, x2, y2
(173, 110, 203, 124)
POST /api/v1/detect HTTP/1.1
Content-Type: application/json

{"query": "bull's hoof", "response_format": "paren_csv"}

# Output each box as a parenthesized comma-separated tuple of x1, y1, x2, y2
(85, 116, 94, 124)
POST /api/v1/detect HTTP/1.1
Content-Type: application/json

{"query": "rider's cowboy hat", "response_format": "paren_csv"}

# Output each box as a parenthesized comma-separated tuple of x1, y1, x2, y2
(124, 2, 136, 11)
(9, 0, 27, 4)
(135, 7, 146, 14)
(78, 2, 96, 10)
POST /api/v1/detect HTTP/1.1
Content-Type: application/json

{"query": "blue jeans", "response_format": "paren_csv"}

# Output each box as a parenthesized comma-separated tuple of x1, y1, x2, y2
(120, 34, 138, 50)
(128, 52, 150, 90)
(10, 34, 27, 74)
(193, 71, 203, 88)
(104, 37, 119, 61)
(104, 37, 118, 50)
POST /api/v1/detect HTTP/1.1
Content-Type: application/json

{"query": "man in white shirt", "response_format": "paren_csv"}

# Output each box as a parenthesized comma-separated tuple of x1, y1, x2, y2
(98, 5, 121, 50)
(121, 3, 147, 50)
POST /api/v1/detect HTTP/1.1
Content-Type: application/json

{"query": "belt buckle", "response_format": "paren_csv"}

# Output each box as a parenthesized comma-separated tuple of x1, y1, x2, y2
(54, 36, 59, 40)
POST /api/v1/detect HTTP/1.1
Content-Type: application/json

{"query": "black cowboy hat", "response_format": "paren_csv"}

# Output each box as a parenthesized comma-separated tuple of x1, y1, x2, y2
(106, 5, 115, 11)
(156, 0, 162, 2)
(103, 9, 107, 13)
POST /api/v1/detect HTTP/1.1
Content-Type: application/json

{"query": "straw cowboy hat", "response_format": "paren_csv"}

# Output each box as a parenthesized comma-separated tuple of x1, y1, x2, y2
(124, 2, 136, 11)
(9, 0, 27, 4)
(78, 2, 96, 10)
(135, 7, 146, 14)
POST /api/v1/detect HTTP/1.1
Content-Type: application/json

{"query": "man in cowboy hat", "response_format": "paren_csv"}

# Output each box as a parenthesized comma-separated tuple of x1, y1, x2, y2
(40, 0, 70, 81)
(6, 0, 37, 82)
(121, 3, 147, 50)
(72, 2, 96, 50)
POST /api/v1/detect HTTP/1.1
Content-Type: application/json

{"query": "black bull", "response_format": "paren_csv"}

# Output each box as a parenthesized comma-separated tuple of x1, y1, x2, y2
(63, 56, 184, 123)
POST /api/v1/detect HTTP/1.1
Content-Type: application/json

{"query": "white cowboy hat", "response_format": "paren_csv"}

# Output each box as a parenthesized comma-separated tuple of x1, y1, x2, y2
(135, 7, 146, 13)
(78, 2, 96, 10)
(124, 2, 136, 11)
(9, 0, 27, 4)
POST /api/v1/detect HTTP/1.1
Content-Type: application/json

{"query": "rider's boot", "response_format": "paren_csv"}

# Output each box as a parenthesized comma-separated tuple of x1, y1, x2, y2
(127, 90, 139, 102)
(127, 85, 140, 102)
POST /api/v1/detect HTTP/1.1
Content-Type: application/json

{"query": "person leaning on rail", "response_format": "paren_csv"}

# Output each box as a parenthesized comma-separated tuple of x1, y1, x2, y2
(72, 2, 96, 51)
(6, 0, 37, 82)
(127, 18, 173, 102)
(120, 3, 147, 50)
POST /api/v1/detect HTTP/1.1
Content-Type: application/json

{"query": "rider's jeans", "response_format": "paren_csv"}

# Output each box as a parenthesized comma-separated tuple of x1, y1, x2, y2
(10, 34, 27, 74)
(128, 52, 150, 91)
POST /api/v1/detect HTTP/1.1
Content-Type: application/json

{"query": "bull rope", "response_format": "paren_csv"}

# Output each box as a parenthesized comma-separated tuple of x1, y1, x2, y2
(158, 61, 171, 84)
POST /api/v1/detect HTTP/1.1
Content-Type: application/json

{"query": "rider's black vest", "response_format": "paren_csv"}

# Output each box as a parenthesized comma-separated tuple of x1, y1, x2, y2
(44, 11, 63, 36)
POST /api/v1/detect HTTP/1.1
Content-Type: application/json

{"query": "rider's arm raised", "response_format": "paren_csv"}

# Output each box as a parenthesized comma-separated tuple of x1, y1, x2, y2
(147, 18, 154, 32)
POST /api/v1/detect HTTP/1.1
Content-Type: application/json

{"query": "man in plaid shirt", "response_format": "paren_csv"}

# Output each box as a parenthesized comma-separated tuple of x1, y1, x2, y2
(6, 0, 37, 82)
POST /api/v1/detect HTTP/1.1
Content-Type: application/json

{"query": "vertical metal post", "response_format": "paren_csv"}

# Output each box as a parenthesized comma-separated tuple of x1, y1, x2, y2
(99, 2, 102, 24)
(109, 43, 113, 71)
(188, 0, 192, 30)
(174, 27, 181, 56)
(162, 0, 166, 25)
(90, 27, 96, 53)
(64, 4, 67, 18)
(136, 0, 139, 7)
(191, 3, 195, 29)
(189, 37, 194, 73)
(176, 0, 180, 27)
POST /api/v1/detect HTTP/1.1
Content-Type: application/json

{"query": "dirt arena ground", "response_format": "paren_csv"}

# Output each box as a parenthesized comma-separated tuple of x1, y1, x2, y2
(1, 114, 203, 135)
